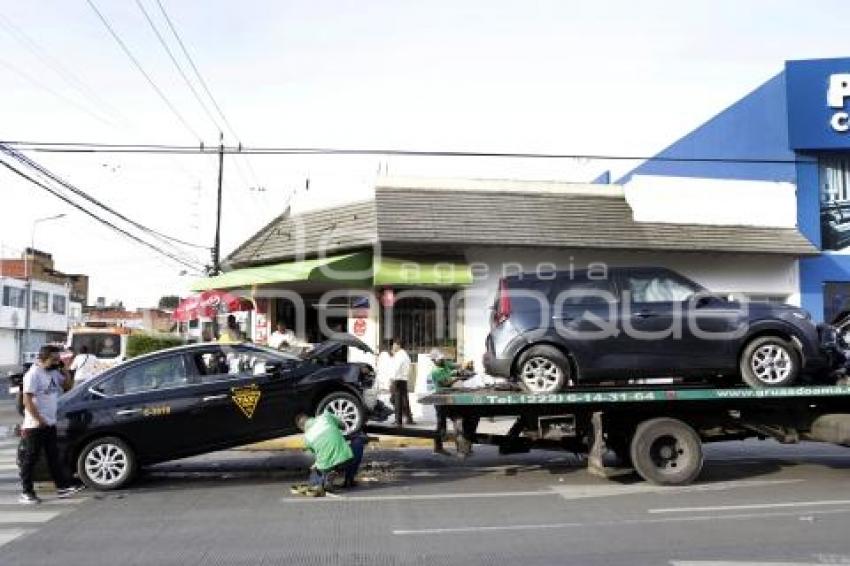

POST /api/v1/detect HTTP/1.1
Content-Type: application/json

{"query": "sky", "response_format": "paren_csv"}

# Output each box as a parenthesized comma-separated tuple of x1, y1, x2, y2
(0, 0, 847, 307)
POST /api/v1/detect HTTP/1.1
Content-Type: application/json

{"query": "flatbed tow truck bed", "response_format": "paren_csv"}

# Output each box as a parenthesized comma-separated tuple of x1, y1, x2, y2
(366, 385, 850, 486)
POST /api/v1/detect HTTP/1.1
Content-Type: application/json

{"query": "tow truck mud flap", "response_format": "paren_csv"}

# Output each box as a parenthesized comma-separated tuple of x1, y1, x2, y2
(807, 414, 850, 446)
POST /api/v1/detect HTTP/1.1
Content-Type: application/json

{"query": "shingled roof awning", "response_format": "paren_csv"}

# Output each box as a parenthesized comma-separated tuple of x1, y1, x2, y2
(374, 186, 819, 256)
(223, 179, 818, 269)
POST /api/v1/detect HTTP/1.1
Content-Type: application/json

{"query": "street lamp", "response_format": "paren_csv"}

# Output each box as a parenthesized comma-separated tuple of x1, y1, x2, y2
(20, 213, 67, 365)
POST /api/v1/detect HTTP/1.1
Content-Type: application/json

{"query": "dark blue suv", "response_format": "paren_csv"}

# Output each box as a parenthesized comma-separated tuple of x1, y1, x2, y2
(483, 267, 826, 392)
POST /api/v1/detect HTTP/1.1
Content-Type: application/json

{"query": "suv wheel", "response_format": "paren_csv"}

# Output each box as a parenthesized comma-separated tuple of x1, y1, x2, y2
(316, 391, 365, 435)
(740, 336, 800, 388)
(517, 345, 571, 393)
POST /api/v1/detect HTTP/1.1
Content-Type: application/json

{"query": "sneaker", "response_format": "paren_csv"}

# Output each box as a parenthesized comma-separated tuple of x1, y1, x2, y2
(289, 484, 310, 496)
(56, 485, 85, 499)
(18, 493, 41, 505)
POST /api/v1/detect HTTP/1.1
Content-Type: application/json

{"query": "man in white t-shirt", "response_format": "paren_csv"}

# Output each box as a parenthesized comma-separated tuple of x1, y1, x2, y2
(390, 338, 415, 427)
(268, 322, 296, 350)
(18, 345, 84, 504)
(70, 345, 97, 385)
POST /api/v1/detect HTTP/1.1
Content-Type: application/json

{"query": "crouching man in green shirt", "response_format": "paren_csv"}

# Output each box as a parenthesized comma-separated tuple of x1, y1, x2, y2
(293, 411, 367, 497)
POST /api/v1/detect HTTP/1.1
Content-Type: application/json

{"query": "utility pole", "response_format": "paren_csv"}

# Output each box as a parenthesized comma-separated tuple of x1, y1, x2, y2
(213, 132, 224, 275)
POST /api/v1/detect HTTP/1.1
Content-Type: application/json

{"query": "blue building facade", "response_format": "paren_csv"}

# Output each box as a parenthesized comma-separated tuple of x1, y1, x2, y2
(624, 58, 850, 322)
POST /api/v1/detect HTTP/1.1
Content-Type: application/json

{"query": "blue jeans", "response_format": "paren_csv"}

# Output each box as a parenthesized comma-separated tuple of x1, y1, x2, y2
(308, 433, 368, 488)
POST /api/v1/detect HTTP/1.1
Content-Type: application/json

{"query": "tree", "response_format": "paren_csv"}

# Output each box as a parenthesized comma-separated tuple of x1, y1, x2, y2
(158, 295, 181, 309)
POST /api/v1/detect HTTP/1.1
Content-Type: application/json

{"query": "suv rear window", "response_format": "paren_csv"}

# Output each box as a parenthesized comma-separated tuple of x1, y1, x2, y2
(70, 333, 122, 359)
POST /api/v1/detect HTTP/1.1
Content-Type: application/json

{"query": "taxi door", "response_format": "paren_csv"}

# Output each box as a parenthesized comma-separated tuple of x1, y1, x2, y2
(104, 353, 224, 460)
(183, 347, 292, 448)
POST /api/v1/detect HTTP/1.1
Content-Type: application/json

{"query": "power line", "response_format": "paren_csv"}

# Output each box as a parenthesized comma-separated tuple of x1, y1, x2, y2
(0, 140, 815, 165)
(153, 0, 236, 142)
(134, 0, 220, 135)
(0, 157, 203, 271)
(0, 58, 115, 126)
(0, 144, 211, 251)
(0, 13, 126, 126)
(84, 0, 201, 141)
(154, 0, 264, 190)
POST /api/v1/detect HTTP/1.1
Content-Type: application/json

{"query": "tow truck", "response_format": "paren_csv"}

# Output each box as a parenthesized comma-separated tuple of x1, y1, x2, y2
(367, 384, 850, 486)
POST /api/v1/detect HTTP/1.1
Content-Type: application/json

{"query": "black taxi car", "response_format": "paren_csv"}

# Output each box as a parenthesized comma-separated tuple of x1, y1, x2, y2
(55, 335, 377, 490)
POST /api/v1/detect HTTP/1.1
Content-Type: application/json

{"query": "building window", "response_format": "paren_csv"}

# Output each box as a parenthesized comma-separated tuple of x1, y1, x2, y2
(32, 291, 49, 313)
(820, 156, 850, 205)
(53, 295, 67, 315)
(819, 155, 850, 251)
(2, 286, 26, 308)
(383, 289, 456, 356)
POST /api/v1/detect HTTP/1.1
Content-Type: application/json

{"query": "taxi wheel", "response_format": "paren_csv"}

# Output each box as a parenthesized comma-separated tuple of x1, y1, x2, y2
(316, 391, 365, 435)
(77, 436, 137, 491)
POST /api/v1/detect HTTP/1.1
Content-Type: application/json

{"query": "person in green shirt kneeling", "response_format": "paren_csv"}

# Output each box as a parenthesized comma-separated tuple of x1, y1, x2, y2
(293, 411, 367, 497)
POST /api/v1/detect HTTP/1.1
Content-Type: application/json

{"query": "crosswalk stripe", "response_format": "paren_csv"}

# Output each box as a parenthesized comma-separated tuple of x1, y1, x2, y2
(0, 495, 85, 505)
(0, 448, 17, 457)
(0, 528, 30, 549)
(0, 440, 19, 449)
(0, 510, 61, 524)
(0, 464, 18, 472)
(0, 484, 20, 492)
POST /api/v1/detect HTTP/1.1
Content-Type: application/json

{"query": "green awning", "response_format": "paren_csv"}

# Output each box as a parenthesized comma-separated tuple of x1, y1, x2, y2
(191, 252, 373, 291)
(373, 257, 473, 286)
(191, 252, 473, 291)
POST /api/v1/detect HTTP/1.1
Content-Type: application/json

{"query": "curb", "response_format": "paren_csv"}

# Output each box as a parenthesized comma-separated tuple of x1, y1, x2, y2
(238, 434, 434, 451)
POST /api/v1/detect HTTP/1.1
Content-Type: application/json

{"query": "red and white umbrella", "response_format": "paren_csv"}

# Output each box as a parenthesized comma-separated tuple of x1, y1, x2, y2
(172, 290, 254, 322)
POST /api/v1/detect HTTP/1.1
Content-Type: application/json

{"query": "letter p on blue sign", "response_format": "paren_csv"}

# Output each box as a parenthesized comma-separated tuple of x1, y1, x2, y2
(828, 74, 850, 108)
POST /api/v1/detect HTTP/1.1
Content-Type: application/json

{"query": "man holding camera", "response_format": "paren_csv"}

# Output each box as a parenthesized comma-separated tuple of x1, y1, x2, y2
(18, 345, 84, 504)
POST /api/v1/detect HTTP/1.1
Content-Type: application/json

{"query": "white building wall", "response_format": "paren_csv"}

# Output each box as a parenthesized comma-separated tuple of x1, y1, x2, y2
(0, 277, 70, 364)
(461, 247, 800, 373)
(0, 328, 19, 368)
(625, 175, 797, 228)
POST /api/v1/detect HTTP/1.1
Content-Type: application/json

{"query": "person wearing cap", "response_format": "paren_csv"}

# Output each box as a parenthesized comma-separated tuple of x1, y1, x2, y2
(429, 349, 474, 456)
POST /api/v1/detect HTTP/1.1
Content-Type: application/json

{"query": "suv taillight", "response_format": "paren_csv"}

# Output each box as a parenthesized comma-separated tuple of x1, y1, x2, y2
(494, 278, 512, 325)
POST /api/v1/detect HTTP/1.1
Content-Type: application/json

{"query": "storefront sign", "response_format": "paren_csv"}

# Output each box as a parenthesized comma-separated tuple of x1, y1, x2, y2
(786, 58, 850, 149)
(828, 74, 850, 132)
(254, 313, 268, 344)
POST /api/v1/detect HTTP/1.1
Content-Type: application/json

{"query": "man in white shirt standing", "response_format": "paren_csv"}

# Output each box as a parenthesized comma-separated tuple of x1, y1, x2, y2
(268, 322, 296, 350)
(390, 338, 415, 427)
(18, 345, 84, 504)
(70, 345, 97, 385)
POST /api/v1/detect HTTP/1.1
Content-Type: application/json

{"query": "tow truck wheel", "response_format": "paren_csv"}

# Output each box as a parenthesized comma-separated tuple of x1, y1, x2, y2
(630, 418, 703, 486)
(316, 391, 365, 435)
(740, 336, 800, 388)
(517, 346, 570, 393)
(77, 436, 136, 491)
